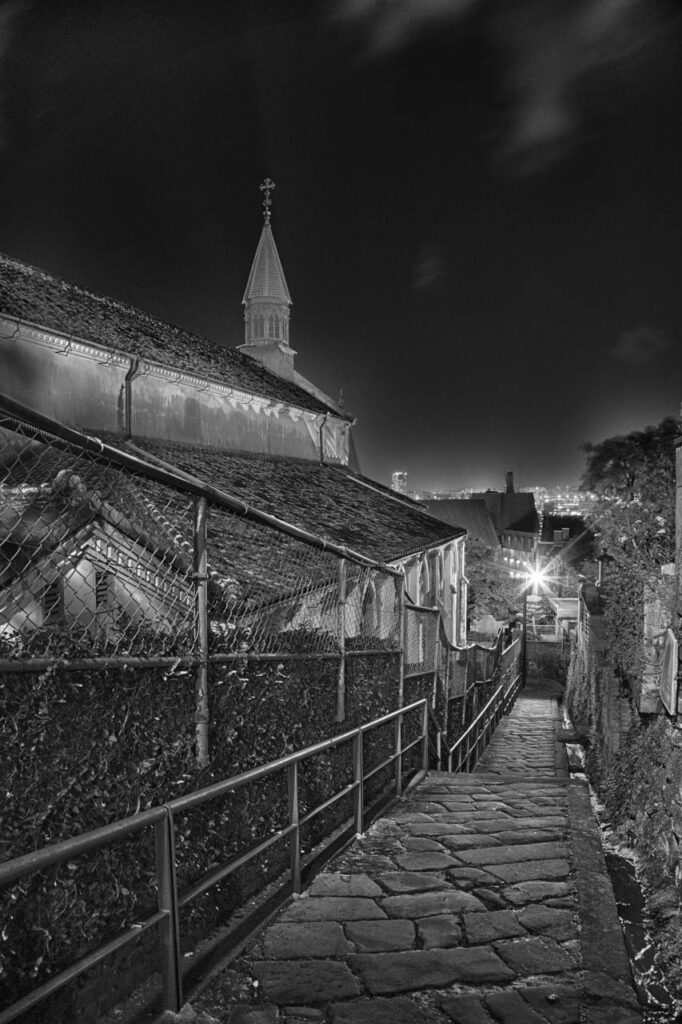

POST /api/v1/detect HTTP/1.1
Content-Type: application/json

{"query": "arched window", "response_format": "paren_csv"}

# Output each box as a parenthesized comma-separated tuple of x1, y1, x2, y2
(273, 316, 281, 339)
(362, 581, 378, 635)
(419, 558, 431, 606)
(282, 319, 289, 341)
(252, 314, 265, 339)
(268, 315, 275, 338)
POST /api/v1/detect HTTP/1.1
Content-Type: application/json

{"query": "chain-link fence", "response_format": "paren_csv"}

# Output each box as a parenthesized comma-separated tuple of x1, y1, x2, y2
(0, 395, 525, 1024)
(403, 604, 439, 679)
(0, 399, 402, 671)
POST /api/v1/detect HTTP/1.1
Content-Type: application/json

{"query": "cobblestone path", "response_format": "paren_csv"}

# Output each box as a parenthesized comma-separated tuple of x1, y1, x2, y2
(194, 683, 641, 1024)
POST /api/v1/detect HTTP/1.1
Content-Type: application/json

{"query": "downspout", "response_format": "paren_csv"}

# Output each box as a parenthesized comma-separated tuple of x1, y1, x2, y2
(319, 413, 330, 464)
(124, 357, 141, 439)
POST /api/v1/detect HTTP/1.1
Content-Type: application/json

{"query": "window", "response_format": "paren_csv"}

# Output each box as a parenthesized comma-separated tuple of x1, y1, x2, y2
(253, 314, 265, 339)
(95, 571, 112, 612)
(42, 578, 64, 623)
(362, 581, 378, 634)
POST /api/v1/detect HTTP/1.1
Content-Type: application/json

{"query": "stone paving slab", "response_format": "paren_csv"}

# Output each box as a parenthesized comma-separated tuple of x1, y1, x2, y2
(194, 685, 642, 1024)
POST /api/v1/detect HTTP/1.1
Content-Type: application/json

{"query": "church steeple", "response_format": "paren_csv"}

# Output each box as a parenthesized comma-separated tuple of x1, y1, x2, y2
(239, 178, 295, 381)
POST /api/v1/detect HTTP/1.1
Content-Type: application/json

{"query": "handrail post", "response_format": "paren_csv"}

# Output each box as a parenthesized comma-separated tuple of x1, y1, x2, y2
(522, 592, 528, 688)
(353, 729, 364, 835)
(336, 559, 346, 722)
(287, 762, 301, 893)
(421, 700, 429, 773)
(398, 571, 405, 710)
(155, 807, 182, 1013)
(193, 496, 209, 767)
(394, 714, 403, 797)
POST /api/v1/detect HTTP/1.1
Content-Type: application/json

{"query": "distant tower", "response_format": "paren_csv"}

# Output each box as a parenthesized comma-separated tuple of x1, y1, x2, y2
(392, 471, 408, 494)
(505, 471, 515, 494)
(238, 178, 296, 380)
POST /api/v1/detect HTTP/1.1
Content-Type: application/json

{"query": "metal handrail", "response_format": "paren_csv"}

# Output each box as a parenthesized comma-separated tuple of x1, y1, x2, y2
(0, 698, 429, 1024)
(446, 669, 522, 773)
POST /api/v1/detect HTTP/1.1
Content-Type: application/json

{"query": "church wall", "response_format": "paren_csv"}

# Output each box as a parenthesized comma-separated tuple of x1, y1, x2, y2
(1, 319, 349, 463)
(1, 323, 126, 433)
(130, 368, 323, 459)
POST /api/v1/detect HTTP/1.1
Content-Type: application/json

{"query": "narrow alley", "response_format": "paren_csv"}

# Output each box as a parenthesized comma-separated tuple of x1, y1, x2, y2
(193, 681, 642, 1024)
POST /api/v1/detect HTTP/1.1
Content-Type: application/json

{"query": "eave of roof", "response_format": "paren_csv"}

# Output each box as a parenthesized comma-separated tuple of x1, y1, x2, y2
(0, 252, 350, 420)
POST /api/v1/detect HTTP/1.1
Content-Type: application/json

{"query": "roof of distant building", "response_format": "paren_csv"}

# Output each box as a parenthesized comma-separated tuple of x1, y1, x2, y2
(421, 498, 500, 550)
(127, 438, 465, 563)
(0, 251, 347, 419)
(470, 490, 539, 535)
(540, 514, 587, 543)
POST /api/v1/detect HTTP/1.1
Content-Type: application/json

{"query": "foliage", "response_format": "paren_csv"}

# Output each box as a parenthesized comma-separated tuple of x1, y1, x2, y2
(0, 639, 404, 1019)
(465, 537, 520, 624)
(581, 416, 677, 501)
(581, 417, 677, 685)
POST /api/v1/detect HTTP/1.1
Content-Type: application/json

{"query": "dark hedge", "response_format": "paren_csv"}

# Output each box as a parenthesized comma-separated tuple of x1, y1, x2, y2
(0, 651, 406, 1020)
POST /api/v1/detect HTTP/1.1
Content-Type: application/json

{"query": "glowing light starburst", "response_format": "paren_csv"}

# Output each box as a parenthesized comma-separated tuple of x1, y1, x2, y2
(517, 561, 560, 597)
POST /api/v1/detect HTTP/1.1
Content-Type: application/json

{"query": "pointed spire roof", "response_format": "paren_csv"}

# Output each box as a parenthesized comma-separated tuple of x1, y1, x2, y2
(242, 222, 292, 305)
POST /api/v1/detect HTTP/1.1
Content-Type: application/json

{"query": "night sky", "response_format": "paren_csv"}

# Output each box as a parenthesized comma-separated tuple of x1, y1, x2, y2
(0, 0, 680, 491)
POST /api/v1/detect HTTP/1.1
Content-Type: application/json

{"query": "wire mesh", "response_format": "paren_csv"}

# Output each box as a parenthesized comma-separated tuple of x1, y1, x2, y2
(404, 605, 439, 678)
(0, 403, 402, 666)
(345, 564, 402, 651)
(0, 420, 197, 661)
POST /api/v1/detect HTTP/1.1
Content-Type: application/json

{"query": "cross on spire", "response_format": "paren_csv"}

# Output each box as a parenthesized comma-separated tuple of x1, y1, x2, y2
(260, 177, 276, 224)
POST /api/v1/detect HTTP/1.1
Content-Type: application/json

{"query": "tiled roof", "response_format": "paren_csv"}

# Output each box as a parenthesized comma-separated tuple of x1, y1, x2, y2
(470, 491, 539, 535)
(242, 224, 292, 304)
(0, 442, 192, 590)
(421, 498, 500, 550)
(0, 252, 346, 418)
(540, 514, 586, 543)
(128, 439, 464, 563)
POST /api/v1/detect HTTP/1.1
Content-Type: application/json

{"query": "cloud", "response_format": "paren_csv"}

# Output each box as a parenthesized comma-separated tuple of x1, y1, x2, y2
(412, 242, 448, 291)
(611, 325, 674, 364)
(337, 0, 477, 57)
(338, 0, 672, 174)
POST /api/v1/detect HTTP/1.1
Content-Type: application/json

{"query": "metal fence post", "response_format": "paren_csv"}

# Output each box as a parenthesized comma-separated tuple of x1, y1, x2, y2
(336, 558, 346, 722)
(353, 729, 364, 835)
(398, 572, 405, 710)
(394, 714, 403, 797)
(287, 762, 301, 893)
(193, 497, 209, 767)
(155, 807, 182, 1013)
(421, 700, 429, 773)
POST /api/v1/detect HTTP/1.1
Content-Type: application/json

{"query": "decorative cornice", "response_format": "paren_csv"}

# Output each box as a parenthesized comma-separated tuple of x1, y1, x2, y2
(1, 315, 129, 368)
(1, 313, 341, 425)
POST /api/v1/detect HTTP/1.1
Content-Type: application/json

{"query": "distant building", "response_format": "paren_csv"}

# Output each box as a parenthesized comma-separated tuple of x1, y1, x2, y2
(470, 472, 540, 576)
(392, 471, 408, 494)
(421, 498, 500, 552)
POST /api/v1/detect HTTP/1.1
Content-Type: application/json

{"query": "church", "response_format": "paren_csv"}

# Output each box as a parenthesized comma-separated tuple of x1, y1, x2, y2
(0, 181, 468, 644)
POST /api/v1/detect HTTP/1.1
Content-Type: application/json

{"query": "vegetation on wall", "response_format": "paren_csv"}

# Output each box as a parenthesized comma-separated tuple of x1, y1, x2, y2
(573, 417, 682, 997)
(581, 416, 677, 686)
